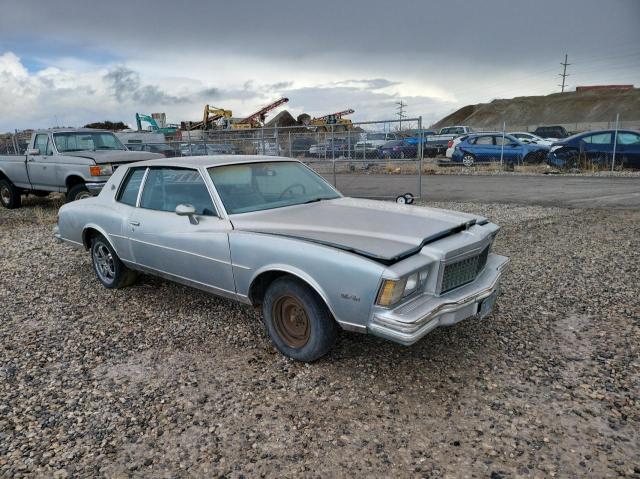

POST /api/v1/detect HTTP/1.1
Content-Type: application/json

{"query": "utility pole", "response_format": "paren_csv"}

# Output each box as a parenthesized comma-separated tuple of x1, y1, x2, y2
(558, 53, 570, 93)
(396, 100, 407, 130)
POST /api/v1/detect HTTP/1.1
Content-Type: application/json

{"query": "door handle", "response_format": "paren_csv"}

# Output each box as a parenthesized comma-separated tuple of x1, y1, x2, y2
(129, 221, 140, 226)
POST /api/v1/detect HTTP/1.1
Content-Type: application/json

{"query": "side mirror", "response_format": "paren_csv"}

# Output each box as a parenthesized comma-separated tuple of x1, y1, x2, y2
(27, 148, 40, 155)
(175, 204, 199, 225)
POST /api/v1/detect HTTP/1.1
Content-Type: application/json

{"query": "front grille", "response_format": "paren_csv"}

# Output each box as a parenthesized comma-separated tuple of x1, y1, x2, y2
(440, 246, 489, 294)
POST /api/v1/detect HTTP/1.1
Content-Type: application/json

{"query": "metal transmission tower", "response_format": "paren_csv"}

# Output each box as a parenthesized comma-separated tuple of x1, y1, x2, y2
(558, 54, 571, 92)
(396, 100, 407, 130)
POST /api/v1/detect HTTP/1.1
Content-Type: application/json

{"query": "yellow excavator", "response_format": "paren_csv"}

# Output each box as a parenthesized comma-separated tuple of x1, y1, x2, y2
(186, 105, 233, 130)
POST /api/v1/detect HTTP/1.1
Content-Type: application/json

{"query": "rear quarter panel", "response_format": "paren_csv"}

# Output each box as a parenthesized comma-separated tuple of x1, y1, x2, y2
(0, 155, 30, 188)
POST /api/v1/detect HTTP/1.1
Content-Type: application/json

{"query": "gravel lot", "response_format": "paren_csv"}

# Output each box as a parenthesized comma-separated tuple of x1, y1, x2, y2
(1, 196, 639, 478)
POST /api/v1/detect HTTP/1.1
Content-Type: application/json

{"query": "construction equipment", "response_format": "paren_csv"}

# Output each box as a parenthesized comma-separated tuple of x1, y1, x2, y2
(185, 105, 233, 130)
(310, 109, 355, 131)
(135, 113, 177, 135)
(233, 98, 289, 129)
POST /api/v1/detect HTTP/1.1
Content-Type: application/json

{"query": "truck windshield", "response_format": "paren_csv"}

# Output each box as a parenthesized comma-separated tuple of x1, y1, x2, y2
(53, 132, 126, 152)
(208, 161, 341, 214)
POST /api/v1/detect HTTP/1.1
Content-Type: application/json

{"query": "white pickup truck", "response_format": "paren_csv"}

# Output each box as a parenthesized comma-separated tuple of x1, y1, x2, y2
(425, 126, 474, 155)
(0, 128, 162, 209)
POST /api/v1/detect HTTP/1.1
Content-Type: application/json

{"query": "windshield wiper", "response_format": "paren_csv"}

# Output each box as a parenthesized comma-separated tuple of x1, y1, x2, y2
(300, 197, 335, 205)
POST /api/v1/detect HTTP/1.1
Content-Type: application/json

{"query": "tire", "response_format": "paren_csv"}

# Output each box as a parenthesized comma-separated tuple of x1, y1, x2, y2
(524, 152, 544, 164)
(0, 179, 21, 209)
(67, 184, 92, 202)
(462, 153, 475, 167)
(90, 233, 138, 289)
(262, 277, 338, 362)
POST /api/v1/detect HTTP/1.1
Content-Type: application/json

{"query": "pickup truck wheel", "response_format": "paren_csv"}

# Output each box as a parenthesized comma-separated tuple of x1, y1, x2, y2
(263, 277, 338, 362)
(0, 179, 21, 209)
(67, 184, 92, 202)
(90, 234, 137, 289)
(462, 153, 475, 167)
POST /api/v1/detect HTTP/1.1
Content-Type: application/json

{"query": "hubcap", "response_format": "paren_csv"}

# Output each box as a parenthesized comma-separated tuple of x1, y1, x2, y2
(0, 185, 10, 205)
(463, 155, 474, 167)
(93, 242, 115, 283)
(272, 295, 310, 348)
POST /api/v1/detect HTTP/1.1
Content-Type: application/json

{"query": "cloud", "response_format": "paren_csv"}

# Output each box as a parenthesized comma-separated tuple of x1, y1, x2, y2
(104, 66, 190, 104)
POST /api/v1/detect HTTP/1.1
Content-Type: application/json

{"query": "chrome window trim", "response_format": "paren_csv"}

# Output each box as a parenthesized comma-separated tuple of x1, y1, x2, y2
(114, 166, 148, 207)
(135, 167, 150, 208)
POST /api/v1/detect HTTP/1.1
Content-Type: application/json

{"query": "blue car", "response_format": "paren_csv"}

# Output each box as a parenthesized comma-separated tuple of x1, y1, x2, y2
(547, 129, 640, 169)
(451, 133, 549, 167)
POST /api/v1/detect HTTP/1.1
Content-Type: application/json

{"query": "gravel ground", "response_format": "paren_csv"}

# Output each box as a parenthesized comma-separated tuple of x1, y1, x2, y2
(1, 196, 639, 478)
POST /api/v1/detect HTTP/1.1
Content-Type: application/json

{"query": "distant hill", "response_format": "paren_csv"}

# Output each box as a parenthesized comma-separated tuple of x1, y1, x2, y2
(431, 88, 640, 131)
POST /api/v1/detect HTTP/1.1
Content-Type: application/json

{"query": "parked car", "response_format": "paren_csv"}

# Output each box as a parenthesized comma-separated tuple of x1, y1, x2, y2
(533, 125, 569, 140)
(54, 156, 509, 362)
(402, 135, 439, 157)
(290, 137, 317, 157)
(309, 139, 348, 158)
(378, 140, 418, 159)
(184, 143, 237, 156)
(445, 133, 500, 159)
(509, 132, 554, 147)
(451, 133, 549, 167)
(127, 142, 180, 158)
(0, 128, 162, 208)
(355, 133, 398, 157)
(547, 129, 640, 169)
(426, 126, 474, 156)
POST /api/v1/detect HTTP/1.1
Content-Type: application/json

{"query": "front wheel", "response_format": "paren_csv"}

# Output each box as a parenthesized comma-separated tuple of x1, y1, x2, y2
(67, 184, 92, 202)
(462, 153, 475, 167)
(90, 234, 138, 289)
(262, 277, 338, 362)
(0, 179, 21, 209)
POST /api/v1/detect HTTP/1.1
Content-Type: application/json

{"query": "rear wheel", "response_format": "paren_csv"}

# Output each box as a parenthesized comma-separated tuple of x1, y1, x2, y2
(0, 179, 21, 209)
(67, 184, 92, 202)
(262, 277, 338, 362)
(90, 233, 137, 289)
(462, 153, 475, 167)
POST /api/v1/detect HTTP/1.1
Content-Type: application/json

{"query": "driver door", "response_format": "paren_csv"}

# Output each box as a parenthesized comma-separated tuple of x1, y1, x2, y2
(27, 134, 58, 190)
(127, 167, 236, 297)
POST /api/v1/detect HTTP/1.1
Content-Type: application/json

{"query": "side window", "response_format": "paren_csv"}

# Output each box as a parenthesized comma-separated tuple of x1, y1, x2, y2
(45, 138, 54, 155)
(117, 168, 147, 206)
(617, 133, 640, 145)
(584, 133, 611, 145)
(495, 136, 513, 146)
(475, 136, 494, 145)
(34, 134, 48, 154)
(140, 168, 216, 216)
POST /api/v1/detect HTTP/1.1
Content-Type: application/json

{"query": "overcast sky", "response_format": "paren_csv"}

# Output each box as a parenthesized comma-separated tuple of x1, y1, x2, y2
(1, 0, 639, 131)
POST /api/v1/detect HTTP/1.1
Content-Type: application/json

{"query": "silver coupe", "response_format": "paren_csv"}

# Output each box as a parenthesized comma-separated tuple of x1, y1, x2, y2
(54, 156, 509, 361)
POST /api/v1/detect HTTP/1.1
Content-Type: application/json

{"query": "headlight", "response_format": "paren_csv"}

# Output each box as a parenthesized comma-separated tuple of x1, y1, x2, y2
(89, 164, 113, 176)
(376, 269, 429, 307)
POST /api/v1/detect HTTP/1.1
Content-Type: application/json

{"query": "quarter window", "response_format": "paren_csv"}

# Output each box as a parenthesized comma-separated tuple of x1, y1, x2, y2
(117, 168, 146, 206)
(474, 136, 494, 145)
(139, 167, 217, 216)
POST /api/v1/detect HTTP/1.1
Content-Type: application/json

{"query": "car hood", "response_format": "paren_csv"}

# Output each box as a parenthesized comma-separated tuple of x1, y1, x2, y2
(230, 197, 486, 263)
(63, 150, 164, 164)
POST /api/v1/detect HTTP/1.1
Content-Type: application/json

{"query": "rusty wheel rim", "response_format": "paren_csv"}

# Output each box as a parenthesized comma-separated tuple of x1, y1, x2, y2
(272, 295, 310, 348)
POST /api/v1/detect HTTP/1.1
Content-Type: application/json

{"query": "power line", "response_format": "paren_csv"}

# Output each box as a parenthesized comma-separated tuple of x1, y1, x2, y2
(559, 53, 571, 92)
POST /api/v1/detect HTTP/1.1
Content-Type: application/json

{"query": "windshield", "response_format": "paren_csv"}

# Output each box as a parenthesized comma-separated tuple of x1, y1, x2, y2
(53, 132, 126, 152)
(441, 127, 464, 135)
(208, 161, 340, 214)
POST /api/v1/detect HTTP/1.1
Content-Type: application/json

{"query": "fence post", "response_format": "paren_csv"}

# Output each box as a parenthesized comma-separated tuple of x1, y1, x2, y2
(418, 116, 423, 200)
(288, 131, 292, 158)
(499, 120, 506, 167)
(331, 124, 336, 187)
(611, 113, 619, 171)
(260, 125, 265, 156)
(186, 129, 193, 156)
(274, 124, 279, 156)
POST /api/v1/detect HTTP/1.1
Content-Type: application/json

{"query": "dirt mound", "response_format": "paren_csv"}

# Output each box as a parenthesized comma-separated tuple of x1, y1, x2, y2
(432, 88, 640, 130)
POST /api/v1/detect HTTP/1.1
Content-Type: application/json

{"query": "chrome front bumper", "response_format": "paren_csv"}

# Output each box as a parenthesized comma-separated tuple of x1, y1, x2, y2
(368, 254, 509, 346)
(85, 182, 106, 195)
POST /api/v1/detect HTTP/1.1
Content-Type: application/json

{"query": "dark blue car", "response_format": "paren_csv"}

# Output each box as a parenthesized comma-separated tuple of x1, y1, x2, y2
(378, 140, 418, 159)
(451, 133, 548, 167)
(547, 130, 640, 169)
